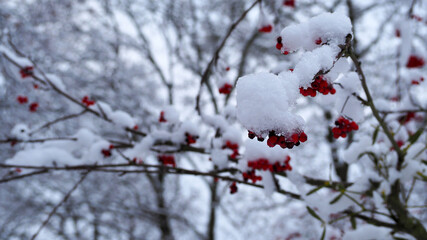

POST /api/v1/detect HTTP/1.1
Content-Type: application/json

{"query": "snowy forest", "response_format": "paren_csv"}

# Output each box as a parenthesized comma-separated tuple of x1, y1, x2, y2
(0, 0, 426, 239)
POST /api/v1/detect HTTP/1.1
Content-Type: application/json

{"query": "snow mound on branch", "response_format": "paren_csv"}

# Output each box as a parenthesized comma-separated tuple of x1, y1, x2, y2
(280, 12, 351, 52)
(293, 45, 340, 87)
(236, 72, 304, 136)
(6, 148, 80, 167)
(343, 225, 391, 240)
(11, 124, 30, 140)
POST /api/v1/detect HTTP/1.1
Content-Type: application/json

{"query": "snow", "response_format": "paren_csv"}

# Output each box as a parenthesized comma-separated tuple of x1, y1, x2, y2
(279, 12, 351, 52)
(211, 149, 229, 169)
(260, 171, 275, 196)
(0, 45, 33, 66)
(46, 74, 66, 91)
(11, 124, 30, 140)
(6, 148, 80, 170)
(342, 136, 372, 164)
(110, 110, 135, 128)
(343, 225, 391, 240)
(293, 45, 340, 87)
(236, 72, 305, 137)
(162, 105, 180, 124)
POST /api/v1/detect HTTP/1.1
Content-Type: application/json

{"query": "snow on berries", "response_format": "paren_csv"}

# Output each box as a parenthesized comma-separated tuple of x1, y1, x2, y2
(82, 96, 95, 107)
(16, 95, 28, 104)
(406, 55, 425, 68)
(29, 102, 39, 112)
(222, 140, 239, 160)
(158, 155, 176, 167)
(279, 12, 351, 53)
(19, 66, 34, 78)
(331, 116, 358, 139)
(236, 72, 304, 140)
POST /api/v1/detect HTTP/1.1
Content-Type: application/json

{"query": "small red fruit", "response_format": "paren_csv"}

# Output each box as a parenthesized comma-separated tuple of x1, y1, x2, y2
(219, 83, 233, 94)
(259, 24, 273, 33)
(283, 0, 295, 8)
(406, 55, 425, 68)
(159, 111, 167, 122)
(20, 66, 34, 78)
(29, 102, 39, 112)
(17, 96, 28, 104)
(315, 37, 322, 45)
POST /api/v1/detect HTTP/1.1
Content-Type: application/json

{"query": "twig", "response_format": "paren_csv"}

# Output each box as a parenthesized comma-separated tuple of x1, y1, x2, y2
(195, 0, 261, 115)
(30, 171, 90, 240)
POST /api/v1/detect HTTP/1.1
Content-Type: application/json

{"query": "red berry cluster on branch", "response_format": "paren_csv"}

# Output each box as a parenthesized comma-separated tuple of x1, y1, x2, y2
(16, 96, 28, 104)
(299, 75, 336, 97)
(259, 24, 273, 33)
(222, 140, 239, 160)
(29, 102, 39, 112)
(248, 156, 292, 172)
(158, 155, 176, 167)
(276, 36, 289, 55)
(101, 144, 114, 157)
(159, 111, 167, 122)
(283, 0, 295, 8)
(249, 130, 307, 149)
(229, 182, 238, 194)
(81, 96, 95, 107)
(331, 117, 358, 139)
(219, 83, 232, 94)
(242, 170, 262, 183)
(411, 77, 424, 85)
(406, 55, 425, 68)
(19, 66, 34, 78)
(185, 132, 197, 145)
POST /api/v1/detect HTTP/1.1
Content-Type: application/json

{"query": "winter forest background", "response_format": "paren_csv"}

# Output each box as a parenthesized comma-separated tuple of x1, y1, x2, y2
(0, 0, 426, 239)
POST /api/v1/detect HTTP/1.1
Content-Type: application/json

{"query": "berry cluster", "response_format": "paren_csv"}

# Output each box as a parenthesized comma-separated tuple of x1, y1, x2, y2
(248, 156, 292, 172)
(29, 102, 39, 112)
(406, 55, 425, 68)
(219, 83, 232, 94)
(158, 155, 176, 167)
(17, 96, 28, 104)
(185, 132, 198, 145)
(276, 37, 289, 55)
(411, 77, 424, 85)
(229, 182, 238, 194)
(159, 111, 167, 122)
(82, 96, 95, 107)
(101, 144, 114, 157)
(299, 75, 336, 97)
(249, 130, 307, 149)
(259, 24, 273, 33)
(222, 140, 239, 160)
(331, 117, 359, 139)
(132, 157, 143, 164)
(242, 170, 262, 183)
(283, 0, 295, 8)
(20, 66, 34, 78)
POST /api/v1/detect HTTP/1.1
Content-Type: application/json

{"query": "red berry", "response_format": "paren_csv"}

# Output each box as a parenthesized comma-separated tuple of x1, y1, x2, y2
(291, 133, 299, 143)
(283, 51, 289, 55)
(219, 83, 233, 94)
(259, 24, 273, 33)
(225, 67, 230, 71)
(315, 37, 322, 45)
(248, 131, 256, 139)
(20, 66, 34, 78)
(283, 0, 295, 7)
(133, 125, 139, 130)
(159, 111, 167, 122)
(230, 182, 238, 194)
(299, 132, 307, 142)
(33, 84, 39, 89)
(276, 43, 283, 50)
(101, 149, 112, 157)
(29, 102, 39, 112)
(267, 135, 278, 147)
(82, 96, 95, 107)
(17, 96, 28, 104)
(406, 55, 425, 68)
(395, 29, 400, 38)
